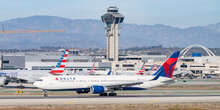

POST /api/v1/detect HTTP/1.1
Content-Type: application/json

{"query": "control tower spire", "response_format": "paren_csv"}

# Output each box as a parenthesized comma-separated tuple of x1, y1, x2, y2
(101, 6, 124, 61)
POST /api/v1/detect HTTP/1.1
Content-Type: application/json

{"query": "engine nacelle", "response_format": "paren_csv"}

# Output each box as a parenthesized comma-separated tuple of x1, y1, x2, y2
(76, 88, 90, 94)
(91, 85, 108, 94)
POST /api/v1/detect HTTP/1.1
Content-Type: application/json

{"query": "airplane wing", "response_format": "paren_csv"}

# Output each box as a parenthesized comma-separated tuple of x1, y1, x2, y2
(101, 81, 143, 90)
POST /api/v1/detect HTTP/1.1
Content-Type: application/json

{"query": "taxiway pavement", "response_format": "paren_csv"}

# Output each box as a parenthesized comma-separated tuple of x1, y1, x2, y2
(0, 95, 220, 105)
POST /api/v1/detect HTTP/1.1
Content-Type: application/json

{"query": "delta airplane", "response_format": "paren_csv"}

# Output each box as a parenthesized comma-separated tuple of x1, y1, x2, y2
(33, 51, 180, 97)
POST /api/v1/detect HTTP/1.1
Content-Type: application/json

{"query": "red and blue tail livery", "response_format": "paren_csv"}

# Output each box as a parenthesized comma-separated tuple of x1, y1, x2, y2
(152, 51, 180, 80)
(50, 49, 69, 75)
(150, 64, 159, 71)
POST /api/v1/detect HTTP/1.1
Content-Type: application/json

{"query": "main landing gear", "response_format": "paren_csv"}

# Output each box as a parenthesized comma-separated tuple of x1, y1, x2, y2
(109, 92, 117, 96)
(99, 92, 117, 96)
(43, 89, 48, 97)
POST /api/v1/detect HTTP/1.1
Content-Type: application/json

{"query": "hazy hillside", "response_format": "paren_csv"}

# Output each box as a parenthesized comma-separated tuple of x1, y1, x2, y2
(0, 15, 219, 49)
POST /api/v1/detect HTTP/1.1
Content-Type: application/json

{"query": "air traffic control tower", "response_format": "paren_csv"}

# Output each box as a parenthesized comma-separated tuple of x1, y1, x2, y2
(101, 6, 124, 61)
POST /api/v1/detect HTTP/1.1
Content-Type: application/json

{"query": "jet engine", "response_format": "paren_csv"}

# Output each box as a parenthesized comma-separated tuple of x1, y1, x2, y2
(91, 85, 108, 94)
(76, 88, 90, 94)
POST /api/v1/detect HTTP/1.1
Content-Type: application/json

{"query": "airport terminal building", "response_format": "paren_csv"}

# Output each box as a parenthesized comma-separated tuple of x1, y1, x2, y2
(1, 45, 220, 78)
(0, 50, 166, 73)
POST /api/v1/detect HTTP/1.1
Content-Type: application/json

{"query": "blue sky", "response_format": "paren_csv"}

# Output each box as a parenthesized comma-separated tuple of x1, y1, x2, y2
(0, 0, 219, 27)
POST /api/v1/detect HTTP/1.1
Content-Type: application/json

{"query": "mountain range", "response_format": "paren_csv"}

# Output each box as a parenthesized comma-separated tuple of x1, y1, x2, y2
(0, 15, 219, 49)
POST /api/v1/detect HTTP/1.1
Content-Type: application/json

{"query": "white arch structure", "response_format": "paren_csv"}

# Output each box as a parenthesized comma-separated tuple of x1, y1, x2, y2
(181, 44, 215, 57)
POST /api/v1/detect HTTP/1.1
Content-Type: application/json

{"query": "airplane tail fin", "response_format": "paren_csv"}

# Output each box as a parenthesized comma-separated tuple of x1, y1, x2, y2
(150, 64, 159, 71)
(107, 70, 112, 75)
(152, 51, 180, 80)
(88, 62, 96, 74)
(50, 49, 69, 75)
(136, 62, 145, 75)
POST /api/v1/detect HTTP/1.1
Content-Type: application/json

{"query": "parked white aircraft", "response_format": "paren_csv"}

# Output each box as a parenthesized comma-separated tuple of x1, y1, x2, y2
(0, 70, 49, 84)
(0, 49, 69, 87)
(0, 77, 8, 86)
(33, 51, 180, 96)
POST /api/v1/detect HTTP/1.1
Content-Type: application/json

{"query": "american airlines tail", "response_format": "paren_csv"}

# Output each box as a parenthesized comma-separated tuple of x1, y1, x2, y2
(88, 62, 96, 74)
(152, 51, 180, 80)
(50, 49, 69, 75)
(136, 62, 145, 75)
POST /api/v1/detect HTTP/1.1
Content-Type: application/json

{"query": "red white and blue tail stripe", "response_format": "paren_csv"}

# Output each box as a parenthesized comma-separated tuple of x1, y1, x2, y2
(50, 49, 69, 75)
(136, 62, 145, 75)
(88, 62, 96, 74)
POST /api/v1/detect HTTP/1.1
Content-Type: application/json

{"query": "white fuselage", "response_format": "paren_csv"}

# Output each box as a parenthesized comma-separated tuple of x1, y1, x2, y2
(0, 77, 7, 86)
(0, 70, 50, 83)
(33, 75, 172, 90)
